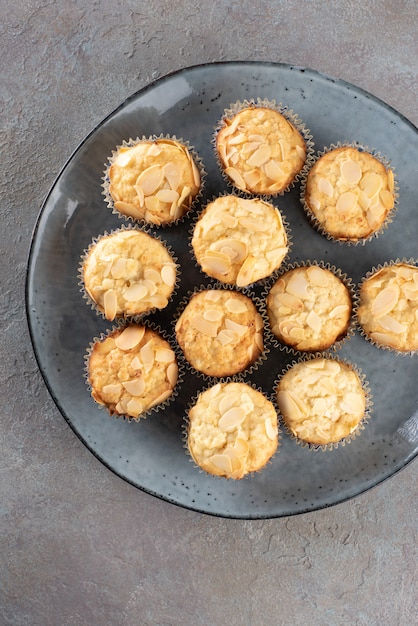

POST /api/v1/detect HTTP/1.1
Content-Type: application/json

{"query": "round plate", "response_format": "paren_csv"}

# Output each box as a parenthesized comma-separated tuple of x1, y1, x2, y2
(26, 62, 418, 519)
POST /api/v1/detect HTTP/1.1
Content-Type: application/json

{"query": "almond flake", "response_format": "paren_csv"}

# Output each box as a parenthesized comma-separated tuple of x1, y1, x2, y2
(286, 273, 310, 299)
(209, 453, 233, 474)
(360, 172, 382, 198)
(264, 159, 286, 181)
(166, 362, 178, 387)
(216, 330, 238, 345)
(156, 189, 180, 203)
(236, 254, 257, 287)
(102, 383, 123, 397)
(241, 141, 261, 155)
(191, 314, 219, 338)
(115, 150, 132, 167)
(265, 417, 277, 441)
(387, 169, 395, 193)
(378, 315, 405, 334)
(160, 264, 176, 287)
(238, 216, 269, 232)
(191, 160, 201, 188)
(148, 389, 173, 409)
(219, 392, 240, 415)
(247, 144, 272, 167)
(218, 406, 246, 431)
(115, 326, 146, 351)
(306, 310, 322, 333)
(139, 340, 155, 364)
(340, 392, 365, 414)
(122, 378, 145, 396)
(224, 318, 248, 337)
(220, 212, 238, 229)
(221, 115, 241, 138)
(358, 189, 371, 211)
(228, 132, 247, 145)
(114, 201, 143, 219)
(110, 257, 127, 279)
(201, 251, 231, 276)
(329, 304, 350, 318)
(276, 292, 304, 311)
(225, 298, 248, 314)
(147, 143, 162, 157)
(177, 185, 192, 208)
(371, 286, 399, 318)
(131, 356, 142, 370)
(318, 177, 334, 197)
(221, 239, 248, 263)
(136, 165, 164, 196)
(149, 294, 169, 309)
(336, 191, 357, 214)
(277, 390, 303, 420)
(103, 289, 118, 321)
(205, 290, 222, 302)
(233, 438, 249, 457)
(322, 360, 341, 374)
(379, 189, 394, 211)
(225, 167, 246, 190)
(341, 159, 362, 185)
(163, 162, 181, 190)
(370, 331, 400, 348)
(126, 397, 144, 417)
(296, 145, 306, 160)
(155, 348, 175, 363)
(306, 266, 329, 287)
(123, 283, 148, 302)
(203, 309, 223, 322)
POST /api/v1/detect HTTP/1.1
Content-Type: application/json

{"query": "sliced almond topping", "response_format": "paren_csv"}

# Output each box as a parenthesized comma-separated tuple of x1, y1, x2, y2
(329, 304, 350, 318)
(156, 189, 180, 204)
(140, 340, 155, 365)
(163, 162, 181, 190)
(155, 348, 175, 363)
(378, 315, 406, 334)
(276, 292, 304, 311)
(210, 453, 233, 474)
(323, 360, 341, 374)
(103, 289, 118, 321)
(341, 159, 362, 185)
(358, 189, 371, 211)
(318, 177, 334, 197)
(102, 383, 122, 397)
(264, 159, 286, 181)
(220, 212, 238, 229)
(131, 356, 142, 370)
(115, 150, 132, 167)
(238, 216, 269, 232)
(379, 189, 394, 211)
(134, 184, 145, 207)
(224, 318, 248, 337)
(115, 325, 146, 351)
(243, 169, 262, 189)
(241, 141, 262, 156)
(126, 397, 144, 418)
(144, 196, 160, 214)
(234, 438, 249, 456)
(276, 390, 302, 420)
(225, 298, 247, 314)
(306, 266, 329, 287)
(161, 264, 176, 287)
(366, 209, 380, 229)
(122, 378, 146, 396)
(306, 310, 322, 333)
(228, 132, 247, 145)
(308, 195, 321, 211)
(336, 191, 357, 214)
(221, 115, 241, 138)
(191, 160, 201, 188)
(110, 257, 127, 279)
(216, 330, 238, 345)
(225, 167, 247, 190)
(288, 326, 305, 341)
(191, 314, 219, 338)
(265, 247, 288, 265)
(368, 198, 386, 217)
(166, 362, 178, 387)
(178, 185, 192, 208)
(142, 279, 157, 297)
(201, 251, 231, 277)
(203, 309, 223, 322)
(247, 144, 272, 167)
(277, 320, 303, 337)
(147, 143, 162, 157)
(396, 265, 416, 280)
(305, 359, 325, 370)
(279, 139, 289, 161)
(371, 285, 399, 318)
(255, 314, 263, 332)
(220, 239, 248, 263)
(205, 290, 222, 302)
(218, 406, 246, 431)
(149, 294, 169, 309)
(236, 254, 257, 287)
(370, 331, 400, 348)
(265, 417, 277, 441)
(219, 392, 240, 415)
(387, 169, 395, 193)
(114, 201, 143, 219)
(340, 392, 365, 415)
(296, 145, 306, 160)
(255, 331, 264, 351)
(148, 389, 173, 409)
(123, 283, 148, 302)
(360, 172, 382, 198)
(136, 165, 164, 196)
(286, 273, 310, 299)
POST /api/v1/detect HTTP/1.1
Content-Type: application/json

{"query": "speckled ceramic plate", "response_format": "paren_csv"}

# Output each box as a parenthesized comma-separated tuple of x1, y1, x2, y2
(26, 62, 418, 519)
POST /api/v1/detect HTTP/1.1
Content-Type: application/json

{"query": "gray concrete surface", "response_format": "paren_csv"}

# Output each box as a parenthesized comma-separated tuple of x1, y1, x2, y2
(1, 1, 417, 624)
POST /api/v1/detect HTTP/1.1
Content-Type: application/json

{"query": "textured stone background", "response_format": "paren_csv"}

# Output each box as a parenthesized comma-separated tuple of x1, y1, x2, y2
(1, 1, 417, 625)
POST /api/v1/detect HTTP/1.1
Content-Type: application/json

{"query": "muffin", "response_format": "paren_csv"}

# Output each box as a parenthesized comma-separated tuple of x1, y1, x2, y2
(87, 324, 179, 420)
(82, 228, 178, 321)
(357, 261, 418, 353)
(266, 264, 353, 352)
(187, 382, 278, 479)
(191, 195, 289, 287)
(106, 137, 202, 225)
(175, 288, 264, 377)
(276, 357, 368, 447)
(303, 145, 396, 242)
(215, 103, 307, 195)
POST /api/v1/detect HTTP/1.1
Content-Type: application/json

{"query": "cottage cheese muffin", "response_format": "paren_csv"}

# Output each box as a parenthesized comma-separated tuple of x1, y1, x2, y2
(187, 382, 278, 479)
(357, 262, 418, 352)
(175, 289, 264, 377)
(267, 264, 352, 352)
(192, 195, 289, 286)
(304, 146, 395, 242)
(107, 138, 201, 225)
(215, 105, 307, 195)
(87, 324, 178, 420)
(276, 357, 367, 446)
(82, 229, 177, 321)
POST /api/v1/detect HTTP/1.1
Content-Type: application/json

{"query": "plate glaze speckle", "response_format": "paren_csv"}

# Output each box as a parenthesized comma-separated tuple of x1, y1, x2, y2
(26, 62, 418, 519)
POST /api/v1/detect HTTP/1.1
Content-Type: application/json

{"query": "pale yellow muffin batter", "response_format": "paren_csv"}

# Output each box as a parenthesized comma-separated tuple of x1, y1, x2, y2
(108, 138, 201, 225)
(82, 229, 177, 321)
(267, 265, 352, 351)
(88, 325, 179, 420)
(357, 262, 418, 352)
(188, 382, 278, 479)
(216, 106, 306, 195)
(304, 146, 395, 241)
(276, 357, 366, 445)
(192, 195, 289, 286)
(175, 289, 264, 377)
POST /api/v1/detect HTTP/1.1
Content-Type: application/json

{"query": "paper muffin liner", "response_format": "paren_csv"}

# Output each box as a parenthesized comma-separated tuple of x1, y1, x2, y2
(262, 260, 358, 357)
(300, 141, 399, 246)
(187, 191, 293, 290)
(172, 282, 270, 382)
(102, 134, 206, 227)
(83, 318, 184, 422)
(355, 257, 418, 356)
(212, 98, 315, 197)
(273, 353, 373, 451)
(78, 223, 181, 321)
(182, 380, 281, 479)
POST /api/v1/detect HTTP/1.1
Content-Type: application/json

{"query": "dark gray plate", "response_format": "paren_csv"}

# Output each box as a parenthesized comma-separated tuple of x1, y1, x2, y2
(26, 62, 418, 519)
